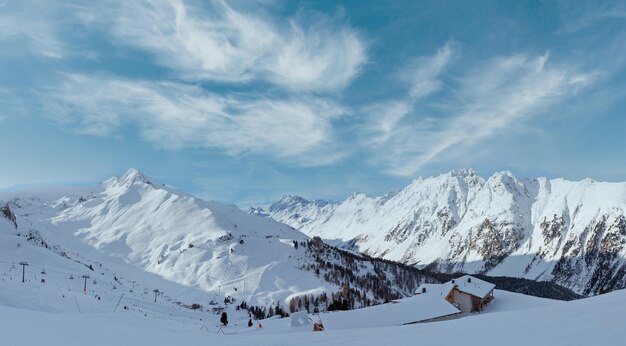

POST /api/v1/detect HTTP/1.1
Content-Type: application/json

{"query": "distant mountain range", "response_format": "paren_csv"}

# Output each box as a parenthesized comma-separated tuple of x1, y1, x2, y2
(252, 169, 626, 296)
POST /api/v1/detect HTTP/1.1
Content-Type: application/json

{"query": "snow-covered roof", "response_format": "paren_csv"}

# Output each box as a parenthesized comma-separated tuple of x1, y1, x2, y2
(415, 276, 495, 299)
(414, 283, 455, 297)
(319, 294, 460, 330)
(448, 275, 495, 298)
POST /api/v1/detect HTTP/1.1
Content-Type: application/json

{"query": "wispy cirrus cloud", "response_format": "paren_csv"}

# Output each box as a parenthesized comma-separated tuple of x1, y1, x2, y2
(85, 0, 366, 92)
(558, 1, 626, 34)
(0, 0, 610, 183)
(0, 0, 365, 168)
(365, 45, 594, 176)
(362, 42, 456, 146)
(0, 1, 66, 58)
(401, 42, 457, 100)
(42, 74, 347, 166)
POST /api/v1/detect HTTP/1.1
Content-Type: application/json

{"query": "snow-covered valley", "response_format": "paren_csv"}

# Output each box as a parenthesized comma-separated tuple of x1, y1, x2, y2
(1, 168, 624, 345)
(0, 169, 438, 328)
(1, 220, 623, 346)
(1, 264, 624, 346)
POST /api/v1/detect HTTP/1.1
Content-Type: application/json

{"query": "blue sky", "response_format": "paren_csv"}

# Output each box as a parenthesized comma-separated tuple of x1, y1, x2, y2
(0, 0, 625, 206)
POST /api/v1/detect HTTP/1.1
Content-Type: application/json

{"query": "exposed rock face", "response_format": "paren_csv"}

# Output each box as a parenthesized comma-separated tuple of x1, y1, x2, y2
(257, 170, 626, 295)
(1, 203, 17, 229)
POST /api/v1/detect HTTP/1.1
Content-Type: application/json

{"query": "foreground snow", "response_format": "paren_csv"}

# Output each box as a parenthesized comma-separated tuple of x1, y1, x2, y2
(0, 289, 623, 345)
(0, 226, 619, 345)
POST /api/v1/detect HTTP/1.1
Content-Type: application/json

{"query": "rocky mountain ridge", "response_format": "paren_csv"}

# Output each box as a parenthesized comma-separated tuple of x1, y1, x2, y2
(255, 169, 626, 295)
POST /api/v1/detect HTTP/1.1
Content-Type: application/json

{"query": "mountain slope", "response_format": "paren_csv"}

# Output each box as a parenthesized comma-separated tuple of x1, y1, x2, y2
(257, 169, 626, 295)
(0, 169, 449, 312)
(1, 169, 337, 308)
(0, 281, 623, 345)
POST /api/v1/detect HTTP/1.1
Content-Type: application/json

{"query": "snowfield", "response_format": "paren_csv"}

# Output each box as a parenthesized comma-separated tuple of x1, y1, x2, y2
(1, 168, 624, 345)
(0, 283, 624, 345)
(0, 223, 621, 345)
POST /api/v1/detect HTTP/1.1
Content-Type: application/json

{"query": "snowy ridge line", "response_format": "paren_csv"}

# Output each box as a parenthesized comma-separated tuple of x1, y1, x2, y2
(3, 168, 449, 318)
(256, 169, 626, 296)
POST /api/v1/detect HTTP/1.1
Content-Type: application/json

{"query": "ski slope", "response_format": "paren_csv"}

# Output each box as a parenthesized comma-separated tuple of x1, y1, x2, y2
(1, 169, 623, 345)
(0, 169, 339, 309)
(0, 278, 623, 345)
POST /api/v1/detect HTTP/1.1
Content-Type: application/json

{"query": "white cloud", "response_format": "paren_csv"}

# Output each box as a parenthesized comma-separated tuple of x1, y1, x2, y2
(265, 16, 366, 91)
(0, 1, 65, 58)
(402, 42, 456, 100)
(362, 42, 456, 146)
(95, 0, 366, 92)
(558, 2, 626, 34)
(43, 74, 346, 166)
(366, 51, 593, 176)
(0, 0, 361, 167)
(361, 101, 412, 145)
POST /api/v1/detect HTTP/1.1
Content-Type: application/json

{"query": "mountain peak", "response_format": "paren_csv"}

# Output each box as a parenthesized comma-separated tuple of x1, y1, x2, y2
(452, 168, 478, 177)
(277, 195, 310, 205)
(425, 168, 479, 182)
(104, 168, 154, 189)
(490, 170, 517, 182)
(122, 167, 145, 179)
(418, 168, 482, 186)
(268, 195, 308, 213)
(269, 195, 339, 212)
(121, 168, 151, 185)
(247, 206, 269, 217)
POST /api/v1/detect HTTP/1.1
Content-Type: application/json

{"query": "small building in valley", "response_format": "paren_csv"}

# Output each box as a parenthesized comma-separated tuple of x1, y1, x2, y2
(319, 275, 495, 331)
(416, 275, 495, 313)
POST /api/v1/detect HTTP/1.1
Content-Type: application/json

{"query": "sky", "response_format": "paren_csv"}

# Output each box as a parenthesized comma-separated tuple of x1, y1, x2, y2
(0, 0, 625, 207)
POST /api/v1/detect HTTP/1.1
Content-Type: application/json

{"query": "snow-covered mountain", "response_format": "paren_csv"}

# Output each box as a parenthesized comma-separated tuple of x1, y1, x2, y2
(0, 169, 435, 314)
(1, 168, 611, 346)
(1, 169, 325, 307)
(249, 196, 338, 229)
(256, 169, 626, 295)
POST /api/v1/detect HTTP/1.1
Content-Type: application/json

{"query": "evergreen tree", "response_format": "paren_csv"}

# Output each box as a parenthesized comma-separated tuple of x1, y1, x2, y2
(289, 297, 297, 313)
